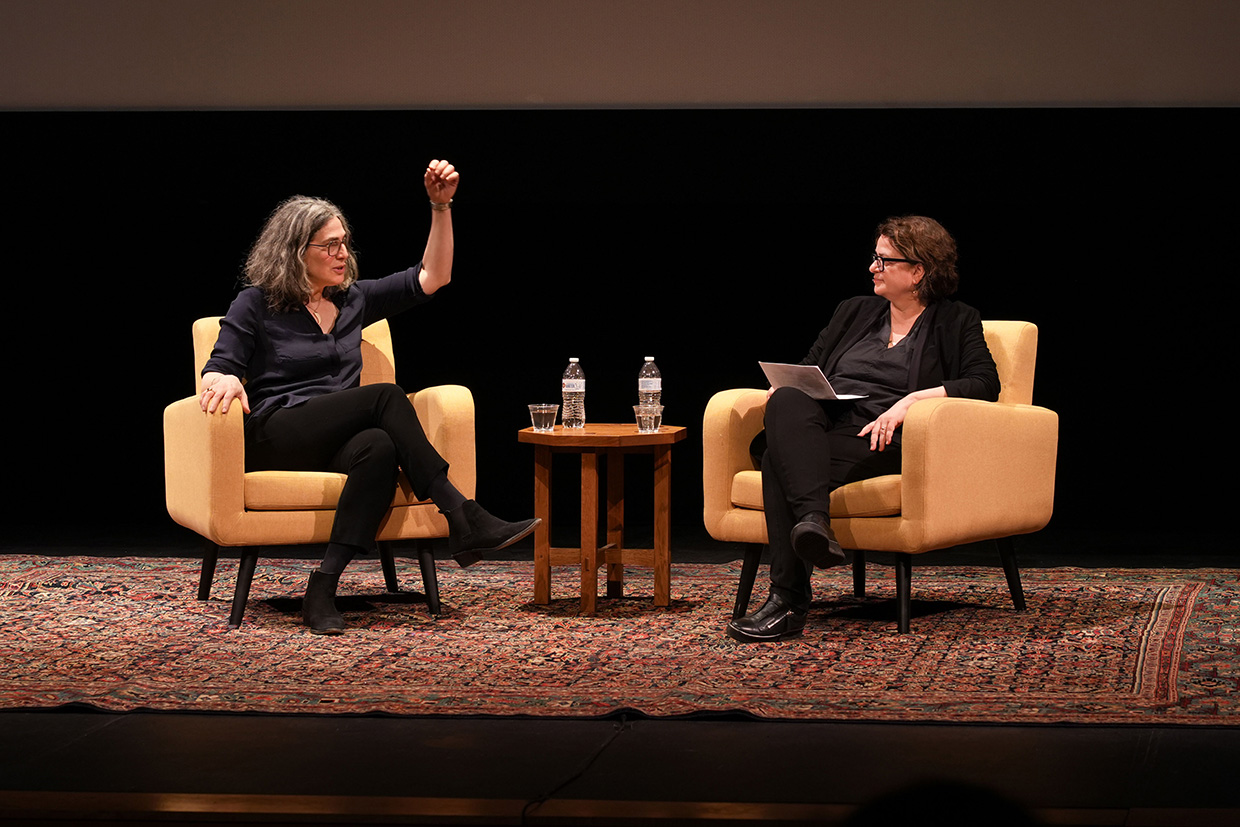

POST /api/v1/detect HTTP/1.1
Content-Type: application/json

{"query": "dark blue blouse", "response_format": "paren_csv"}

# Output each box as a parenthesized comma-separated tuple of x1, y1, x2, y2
(202, 265, 431, 422)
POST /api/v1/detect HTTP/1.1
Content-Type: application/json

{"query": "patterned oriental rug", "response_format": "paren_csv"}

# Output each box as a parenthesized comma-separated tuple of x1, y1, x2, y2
(1, 555, 1236, 725)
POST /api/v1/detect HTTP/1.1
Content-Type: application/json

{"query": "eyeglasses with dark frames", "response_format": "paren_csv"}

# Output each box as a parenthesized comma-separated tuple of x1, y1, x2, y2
(871, 252, 919, 272)
(306, 238, 350, 257)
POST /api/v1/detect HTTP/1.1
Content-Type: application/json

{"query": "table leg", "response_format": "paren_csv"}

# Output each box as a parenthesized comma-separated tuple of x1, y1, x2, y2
(606, 450, 625, 598)
(580, 451, 600, 615)
(533, 444, 552, 605)
(653, 444, 672, 606)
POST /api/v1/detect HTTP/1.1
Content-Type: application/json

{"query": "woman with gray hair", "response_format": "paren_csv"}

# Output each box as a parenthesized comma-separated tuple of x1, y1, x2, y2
(200, 160, 537, 634)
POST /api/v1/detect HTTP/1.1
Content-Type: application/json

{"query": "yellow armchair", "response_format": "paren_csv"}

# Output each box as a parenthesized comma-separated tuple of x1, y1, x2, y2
(164, 317, 476, 628)
(703, 321, 1058, 632)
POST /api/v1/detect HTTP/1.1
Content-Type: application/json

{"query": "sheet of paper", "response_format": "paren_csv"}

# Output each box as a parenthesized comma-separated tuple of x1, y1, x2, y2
(758, 362, 868, 400)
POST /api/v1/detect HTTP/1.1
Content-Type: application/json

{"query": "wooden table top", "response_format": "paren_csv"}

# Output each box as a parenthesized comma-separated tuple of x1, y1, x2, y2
(517, 423, 687, 448)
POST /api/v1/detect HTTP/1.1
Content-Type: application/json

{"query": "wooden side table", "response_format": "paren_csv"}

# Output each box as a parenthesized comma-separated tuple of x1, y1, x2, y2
(517, 424, 688, 615)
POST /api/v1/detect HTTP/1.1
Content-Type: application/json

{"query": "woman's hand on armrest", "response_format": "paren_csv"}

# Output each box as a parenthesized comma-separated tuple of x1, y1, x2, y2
(200, 372, 250, 415)
(859, 386, 947, 452)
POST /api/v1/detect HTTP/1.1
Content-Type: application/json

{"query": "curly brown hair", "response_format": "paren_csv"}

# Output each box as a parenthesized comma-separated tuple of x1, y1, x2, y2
(244, 195, 359, 311)
(876, 215, 958, 303)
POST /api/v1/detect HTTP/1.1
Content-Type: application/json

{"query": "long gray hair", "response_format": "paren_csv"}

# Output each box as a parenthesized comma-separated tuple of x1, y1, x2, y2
(244, 195, 359, 310)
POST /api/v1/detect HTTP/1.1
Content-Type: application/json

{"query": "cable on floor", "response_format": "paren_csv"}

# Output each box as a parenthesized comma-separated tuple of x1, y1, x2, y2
(520, 713, 632, 824)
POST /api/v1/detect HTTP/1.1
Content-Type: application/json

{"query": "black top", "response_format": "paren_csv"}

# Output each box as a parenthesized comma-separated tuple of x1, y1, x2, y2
(202, 265, 431, 423)
(828, 312, 928, 440)
(800, 296, 1000, 403)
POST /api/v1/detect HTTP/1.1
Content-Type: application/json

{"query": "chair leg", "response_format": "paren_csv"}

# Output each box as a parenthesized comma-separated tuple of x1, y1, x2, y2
(417, 540, 442, 616)
(852, 549, 866, 598)
(227, 547, 260, 630)
(732, 543, 764, 619)
(996, 537, 1027, 611)
(894, 553, 912, 634)
(198, 540, 219, 601)
(378, 542, 400, 593)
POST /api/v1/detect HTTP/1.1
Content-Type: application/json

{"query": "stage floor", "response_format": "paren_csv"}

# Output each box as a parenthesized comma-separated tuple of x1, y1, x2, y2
(3, 711, 1240, 826)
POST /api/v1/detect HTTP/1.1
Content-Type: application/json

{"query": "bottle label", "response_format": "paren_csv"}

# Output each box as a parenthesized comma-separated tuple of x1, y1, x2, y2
(638, 379, 662, 391)
(562, 379, 585, 392)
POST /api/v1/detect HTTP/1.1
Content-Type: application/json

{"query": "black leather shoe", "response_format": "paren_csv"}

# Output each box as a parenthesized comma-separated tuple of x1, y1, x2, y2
(791, 511, 845, 568)
(726, 593, 807, 643)
(447, 500, 540, 567)
(302, 569, 345, 635)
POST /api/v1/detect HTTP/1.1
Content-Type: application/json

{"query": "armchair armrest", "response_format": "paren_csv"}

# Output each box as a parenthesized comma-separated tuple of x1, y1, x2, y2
(411, 384, 476, 500)
(894, 397, 1059, 549)
(703, 389, 768, 540)
(163, 396, 247, 541)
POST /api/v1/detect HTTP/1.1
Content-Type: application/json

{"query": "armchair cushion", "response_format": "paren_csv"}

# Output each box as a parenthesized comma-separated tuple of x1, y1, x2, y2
(243, 471, 428, 511)
(731, 471, 904, 519)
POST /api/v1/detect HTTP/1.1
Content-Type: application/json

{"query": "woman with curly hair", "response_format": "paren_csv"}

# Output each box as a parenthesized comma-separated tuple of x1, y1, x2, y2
(200, 161, 537, 634)
(728, 216, 1000, 643)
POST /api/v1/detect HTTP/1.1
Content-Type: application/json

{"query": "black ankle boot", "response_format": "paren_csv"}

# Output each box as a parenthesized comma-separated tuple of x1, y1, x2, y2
(790, 511, 845, 568)
(446, 500, 539, 567)
(303, 569, 345, 635)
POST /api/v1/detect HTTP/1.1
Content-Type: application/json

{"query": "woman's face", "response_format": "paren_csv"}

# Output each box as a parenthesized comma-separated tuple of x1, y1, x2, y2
(869, 234, 925, 304)
(302, 216, 350, 296)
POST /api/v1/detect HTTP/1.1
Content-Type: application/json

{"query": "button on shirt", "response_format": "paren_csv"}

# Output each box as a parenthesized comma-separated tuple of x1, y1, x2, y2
(202, 265, 431, 425)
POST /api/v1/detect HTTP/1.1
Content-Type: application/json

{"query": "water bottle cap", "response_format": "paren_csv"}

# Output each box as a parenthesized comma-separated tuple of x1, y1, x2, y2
(644, 356, 655, 361)
(569, 357, 579, 363)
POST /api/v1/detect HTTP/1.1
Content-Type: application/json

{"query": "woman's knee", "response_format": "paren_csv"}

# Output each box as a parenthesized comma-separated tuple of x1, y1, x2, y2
(334, 428, 398, 473)
(765, 386, 823, 434)
(767, 386, 816, 416)
(368, 383, 409, 405)
(361, 429, 398, 463)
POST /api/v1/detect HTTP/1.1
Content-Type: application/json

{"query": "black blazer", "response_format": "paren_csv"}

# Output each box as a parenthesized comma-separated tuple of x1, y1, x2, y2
(800, 296, 1000, 401)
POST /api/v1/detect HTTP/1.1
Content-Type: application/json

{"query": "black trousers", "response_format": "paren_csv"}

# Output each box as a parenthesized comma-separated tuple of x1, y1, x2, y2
(245, 384, 449, 551)
(762, 386, 902, 609)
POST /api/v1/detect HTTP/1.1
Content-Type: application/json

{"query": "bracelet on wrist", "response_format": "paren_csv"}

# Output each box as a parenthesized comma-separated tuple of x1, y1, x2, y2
(430, 198, 453, 211)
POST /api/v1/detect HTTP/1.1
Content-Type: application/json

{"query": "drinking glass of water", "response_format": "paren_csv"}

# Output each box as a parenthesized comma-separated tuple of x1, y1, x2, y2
(528, 404, 559, 432)
(633, 404, 663, 433)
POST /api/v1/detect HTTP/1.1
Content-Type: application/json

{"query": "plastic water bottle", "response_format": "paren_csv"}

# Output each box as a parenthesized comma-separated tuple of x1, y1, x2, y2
(562, 358, 586, 428)
(638, 356, 662, 406)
